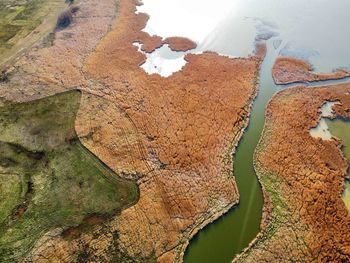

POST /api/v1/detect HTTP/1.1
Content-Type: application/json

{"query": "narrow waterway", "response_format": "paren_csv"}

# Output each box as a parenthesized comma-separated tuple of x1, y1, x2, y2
(184, 39, 284, 263)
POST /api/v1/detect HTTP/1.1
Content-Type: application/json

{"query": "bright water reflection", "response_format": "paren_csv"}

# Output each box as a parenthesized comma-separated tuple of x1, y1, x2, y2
(310, 101, 340, 140)
(134, 43, 188, 77)
(139, 0, 350, 71)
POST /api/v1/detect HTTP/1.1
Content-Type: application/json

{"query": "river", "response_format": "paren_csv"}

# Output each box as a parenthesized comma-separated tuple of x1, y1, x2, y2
(183, 38, 284, 263)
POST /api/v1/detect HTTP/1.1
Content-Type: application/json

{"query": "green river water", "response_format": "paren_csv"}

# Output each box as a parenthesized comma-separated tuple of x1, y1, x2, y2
(327, 119, 350, 212)
(184, 40, 283, 263)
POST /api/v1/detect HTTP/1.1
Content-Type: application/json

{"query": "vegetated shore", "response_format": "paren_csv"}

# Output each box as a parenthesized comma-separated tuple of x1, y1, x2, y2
(5, 0, 350, 262)
(272, 56, 350, 85)
(178, 54, 266, 262)
(236, 82, 350, 262)
(0, 0, 266, 262)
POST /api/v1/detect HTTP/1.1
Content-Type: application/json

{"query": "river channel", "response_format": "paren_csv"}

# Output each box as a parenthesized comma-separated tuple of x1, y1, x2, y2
(183, 38, 283, 263)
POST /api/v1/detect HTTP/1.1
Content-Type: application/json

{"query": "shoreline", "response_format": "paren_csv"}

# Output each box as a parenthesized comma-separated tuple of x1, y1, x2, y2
(82, 0, 269, 261)
(235, 81, 350, 262)
(234, 71, 350, 262)
(178, 44, 267, 263)
(0, 0, 270, 261)
(233, 109, 275, 262)
(272, 56, 350, 85)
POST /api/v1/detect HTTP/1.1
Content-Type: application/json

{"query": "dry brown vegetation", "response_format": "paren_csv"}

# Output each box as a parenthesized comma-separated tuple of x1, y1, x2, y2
(163, 37, 197, 52)
(0, 0, 264, 262)
(272, 57, 350, 84)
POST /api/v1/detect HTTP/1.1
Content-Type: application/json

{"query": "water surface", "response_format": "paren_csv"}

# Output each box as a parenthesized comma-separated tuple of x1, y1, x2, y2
(139, 0, 350, 72)
(326, 119, 350, 212)
(310, 101, 340, 140)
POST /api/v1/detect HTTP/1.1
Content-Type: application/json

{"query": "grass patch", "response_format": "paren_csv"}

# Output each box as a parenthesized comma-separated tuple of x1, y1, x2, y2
(259, 173, 289, 240)
(0, 90, 138, 262)
(0, 0, 66, 63)
(0, 0, 42, 45)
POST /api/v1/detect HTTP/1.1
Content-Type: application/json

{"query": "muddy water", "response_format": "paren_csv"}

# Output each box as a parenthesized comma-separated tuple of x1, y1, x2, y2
(326, 119, 350, 212)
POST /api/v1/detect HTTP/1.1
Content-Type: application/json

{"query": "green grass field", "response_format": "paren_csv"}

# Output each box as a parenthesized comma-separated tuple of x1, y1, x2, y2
(0, 91, 138, 262)
(0, 0, 45, 47)
(0, 0, 67, 67)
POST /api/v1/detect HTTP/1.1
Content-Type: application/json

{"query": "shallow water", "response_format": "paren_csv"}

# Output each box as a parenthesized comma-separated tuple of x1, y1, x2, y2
(309, 104, 350, 213)
(310, 101, 339, 140)
(326, 119, 350, 212)
(134, 43, 187, 77)
(138, 0, 350, 72)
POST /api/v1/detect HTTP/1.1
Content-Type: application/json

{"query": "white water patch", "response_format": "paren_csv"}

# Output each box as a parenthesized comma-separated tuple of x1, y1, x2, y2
(310, 119, 333, 140)
(137, 0, 350, 72)
(134, 0, 273, 77)
(320, 101, 340, 117)
(310, 101, 340, 140)
(137, 0, 237, 44)
(134, 43, 187, 77)
(141, 46, 187, 77)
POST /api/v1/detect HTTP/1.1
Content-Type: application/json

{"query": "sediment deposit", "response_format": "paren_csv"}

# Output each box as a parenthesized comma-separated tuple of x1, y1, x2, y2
(237, 83, 350, 262)
(0, 0, 264, 262)
(272, 56, 350, 84)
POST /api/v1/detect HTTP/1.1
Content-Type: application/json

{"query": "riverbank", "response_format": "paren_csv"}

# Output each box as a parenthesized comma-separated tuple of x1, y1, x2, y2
(184, 38, 280, 263)
(238, 83, 350, 262)
(178, 59, 264, 262)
